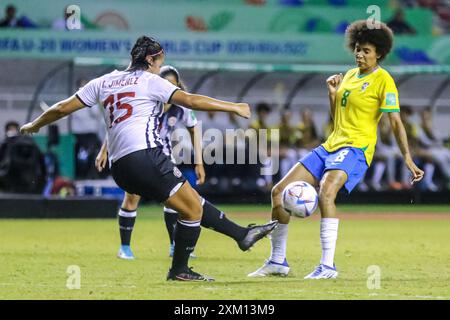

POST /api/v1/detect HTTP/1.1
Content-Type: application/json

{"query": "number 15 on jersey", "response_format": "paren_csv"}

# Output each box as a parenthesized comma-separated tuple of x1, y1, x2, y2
(103, 92, 135, 128)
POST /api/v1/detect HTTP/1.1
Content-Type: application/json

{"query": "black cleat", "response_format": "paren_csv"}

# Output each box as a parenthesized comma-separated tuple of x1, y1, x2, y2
(167, 267, 215, 282)
(237, 220, 278, 251)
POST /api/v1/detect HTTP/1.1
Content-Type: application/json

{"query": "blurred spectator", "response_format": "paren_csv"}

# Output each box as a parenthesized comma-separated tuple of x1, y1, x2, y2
(398, 0, 418, 8)
(51, 176, 76, 197)
(0, 120, 46, 194)
(418, 107, 450, 189)
(296, 108, 320, 159)
(278, 109, 298, 178)
(370, 115, 403, 191)
(0, 4, 37, 28)
(387, 9, 416, 35)
(328, 0, 347, 6)
(0, 121, 20, 159)
(400, 106, 438, 191)
(278, 0, 304, 6)
(196, 110, 231, 188)
(71, 78, 104, 179)
(249, 102, 276, 188)
(322, 114, 334, 142)
(4, 121, 20, 139)
(250, 102, 273, 134)
(246, 0, 267, 5)
(335, 21, 350, 34)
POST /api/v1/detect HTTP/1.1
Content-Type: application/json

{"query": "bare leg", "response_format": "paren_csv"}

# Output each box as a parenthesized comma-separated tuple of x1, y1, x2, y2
(269, 163, 318, 263)
(121, 192, 140, 211)
(164, 182, 203, 221)
(271, 162, 319, 224)
(164, 182, 204, 275)
(318, 170, 347, 218)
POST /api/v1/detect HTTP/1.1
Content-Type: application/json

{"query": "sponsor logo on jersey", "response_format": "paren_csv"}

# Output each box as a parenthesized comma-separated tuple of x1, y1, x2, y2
(361, 82, 370, 92)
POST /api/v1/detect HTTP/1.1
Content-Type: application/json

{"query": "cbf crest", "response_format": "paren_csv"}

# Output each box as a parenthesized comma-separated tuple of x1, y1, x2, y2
(361, 82, 370, 92)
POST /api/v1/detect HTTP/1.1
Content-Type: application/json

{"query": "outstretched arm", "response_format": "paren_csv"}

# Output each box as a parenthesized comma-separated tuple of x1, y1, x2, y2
(20, 95, 85, 134)
(388, 112, 424, 184)
(170, 90, 251, 119)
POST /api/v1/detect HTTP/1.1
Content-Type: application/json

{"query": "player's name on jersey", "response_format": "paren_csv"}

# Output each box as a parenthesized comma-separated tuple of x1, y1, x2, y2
(101, 76, 140, 89)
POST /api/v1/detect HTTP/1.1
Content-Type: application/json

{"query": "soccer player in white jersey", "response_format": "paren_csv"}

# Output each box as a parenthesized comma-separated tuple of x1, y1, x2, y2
(21, 36, 278, 281)
(95, 65, 204, 260)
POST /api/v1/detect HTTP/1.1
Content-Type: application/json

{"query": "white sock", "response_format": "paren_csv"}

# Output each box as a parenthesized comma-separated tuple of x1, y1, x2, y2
(320, 218, 339, 268)
(118, 208, 137, 218)
(269, 223, 288, 264)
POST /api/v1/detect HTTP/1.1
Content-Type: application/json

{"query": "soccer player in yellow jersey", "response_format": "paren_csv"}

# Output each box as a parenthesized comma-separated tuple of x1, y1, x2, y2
(248, 20, 424, 279)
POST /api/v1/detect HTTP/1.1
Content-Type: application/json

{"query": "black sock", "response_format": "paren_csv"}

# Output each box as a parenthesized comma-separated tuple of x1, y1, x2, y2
(201, 200, 248, 242)
(171, 220, 201, 273)
(118, 208, 136, 246)
(164, 210, 179, 245)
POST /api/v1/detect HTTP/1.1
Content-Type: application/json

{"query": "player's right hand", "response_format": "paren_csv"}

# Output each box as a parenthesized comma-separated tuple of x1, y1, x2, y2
(20, 122, 39, 134)
(95, 150, 108, 172)
(234, 103, 251, 119)
(326, 73, 343, 95)
(405, 158, 424, 184)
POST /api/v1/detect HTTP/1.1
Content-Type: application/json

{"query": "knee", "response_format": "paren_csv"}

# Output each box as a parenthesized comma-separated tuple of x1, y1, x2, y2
(318, 183, 338, 205)
(122, 194, 139, 210)
(192, 200, 203, 218)
(271, 183, 284, 200)
(181, 198, 203, 221)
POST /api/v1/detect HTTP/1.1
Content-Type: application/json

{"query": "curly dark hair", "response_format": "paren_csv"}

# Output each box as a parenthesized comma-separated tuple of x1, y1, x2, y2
(127, 36, 164, 71)
(345, 20, 394, 62)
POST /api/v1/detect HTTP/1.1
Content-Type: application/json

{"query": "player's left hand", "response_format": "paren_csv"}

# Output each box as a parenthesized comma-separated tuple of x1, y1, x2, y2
(20, 122, 39, 134)
(405, 158, 424, 184)
(195, 164, 206, 185)
(234, 103, 251, 119)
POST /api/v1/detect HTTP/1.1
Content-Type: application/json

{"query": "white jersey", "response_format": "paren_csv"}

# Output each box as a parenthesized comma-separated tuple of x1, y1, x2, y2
(75, 69, 179, 163)
(159, 104, 197, 158)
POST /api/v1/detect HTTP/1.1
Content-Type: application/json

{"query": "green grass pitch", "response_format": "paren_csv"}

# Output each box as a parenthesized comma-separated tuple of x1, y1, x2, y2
(1, 204, 449, 300)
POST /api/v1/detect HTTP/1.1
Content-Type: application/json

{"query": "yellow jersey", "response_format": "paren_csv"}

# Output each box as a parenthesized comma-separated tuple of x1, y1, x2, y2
(322, 67, 400, 165)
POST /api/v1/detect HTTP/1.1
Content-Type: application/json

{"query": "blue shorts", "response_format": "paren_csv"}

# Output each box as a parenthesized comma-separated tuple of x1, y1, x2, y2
(299, 145, 368, 193)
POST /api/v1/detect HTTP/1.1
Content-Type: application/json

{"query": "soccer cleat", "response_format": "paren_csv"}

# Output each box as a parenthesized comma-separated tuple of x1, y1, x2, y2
(167, 267, 214, 282)
(117, 245, 135, 260)
(169, 243, 197, 259)
(247, 259, 290, 277)
(304, 264, 338, 279)
(237, 220, 279, 251)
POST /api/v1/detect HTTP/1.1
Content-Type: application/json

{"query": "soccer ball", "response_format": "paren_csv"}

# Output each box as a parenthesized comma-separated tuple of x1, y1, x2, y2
(281, 181, 318, 218)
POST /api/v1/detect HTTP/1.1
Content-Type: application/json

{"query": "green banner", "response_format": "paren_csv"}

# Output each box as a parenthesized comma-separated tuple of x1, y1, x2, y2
(0, 30, 449, 65)
(1, 0, 433, 34)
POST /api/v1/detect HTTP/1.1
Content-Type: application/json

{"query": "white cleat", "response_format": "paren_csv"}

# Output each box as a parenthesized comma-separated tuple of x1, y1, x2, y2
(304, 264, 338, 279)
(247, 259, 290, 277)
(117, 245, 135, 260)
